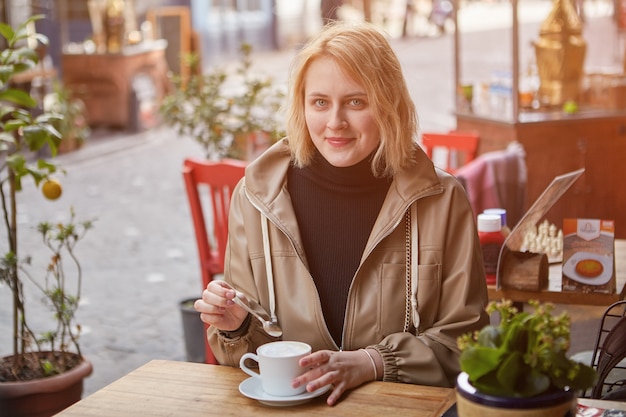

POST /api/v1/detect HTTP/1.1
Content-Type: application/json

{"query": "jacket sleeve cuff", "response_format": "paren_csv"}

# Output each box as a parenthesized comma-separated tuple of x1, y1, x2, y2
(368, 344, 398, 382)
(218, 314, 252, 339)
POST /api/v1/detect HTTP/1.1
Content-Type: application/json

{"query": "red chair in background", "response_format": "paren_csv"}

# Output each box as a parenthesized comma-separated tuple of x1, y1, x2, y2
(421, 131, 479, 174)
(182, 157, 246, 364)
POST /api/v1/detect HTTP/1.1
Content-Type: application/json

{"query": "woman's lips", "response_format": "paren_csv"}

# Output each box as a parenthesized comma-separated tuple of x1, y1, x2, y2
(326, 137, 353, 146)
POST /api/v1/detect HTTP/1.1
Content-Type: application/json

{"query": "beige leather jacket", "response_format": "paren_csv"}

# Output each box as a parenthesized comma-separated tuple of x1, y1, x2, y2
(208, 139, 489, 387)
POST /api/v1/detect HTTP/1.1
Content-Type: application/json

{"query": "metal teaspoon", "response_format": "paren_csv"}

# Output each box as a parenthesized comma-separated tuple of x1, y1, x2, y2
(228, 287, 283, 338)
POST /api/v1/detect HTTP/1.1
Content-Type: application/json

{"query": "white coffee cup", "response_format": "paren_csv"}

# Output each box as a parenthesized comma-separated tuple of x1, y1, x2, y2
(239, 341, 311, 397)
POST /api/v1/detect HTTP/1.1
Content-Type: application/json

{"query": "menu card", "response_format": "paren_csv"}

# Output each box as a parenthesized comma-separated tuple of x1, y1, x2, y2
(562, 218, 616, 294)
(577, 403, 626, 417)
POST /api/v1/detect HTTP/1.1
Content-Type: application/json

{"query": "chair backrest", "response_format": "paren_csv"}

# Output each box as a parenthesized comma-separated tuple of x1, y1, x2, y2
(454, 142, 527, 229)
(421, 131, 479, 174)
(183, 157, 246, 290)
(589, 300, 626, 400)
(182, 158, 246, 365)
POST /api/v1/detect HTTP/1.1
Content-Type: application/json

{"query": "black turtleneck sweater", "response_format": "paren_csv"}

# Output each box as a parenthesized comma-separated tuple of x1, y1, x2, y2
(287, 152, 391, 346)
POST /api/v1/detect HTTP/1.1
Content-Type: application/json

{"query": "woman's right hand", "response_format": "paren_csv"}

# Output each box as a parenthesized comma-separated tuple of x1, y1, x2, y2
(194, 280, 249, 331)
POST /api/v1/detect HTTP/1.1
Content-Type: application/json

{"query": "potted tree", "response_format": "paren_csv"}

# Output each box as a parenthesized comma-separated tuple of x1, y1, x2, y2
(455, 299, 598, 417)
(159, 42, 285, 161)
(0, 15, 95, 417)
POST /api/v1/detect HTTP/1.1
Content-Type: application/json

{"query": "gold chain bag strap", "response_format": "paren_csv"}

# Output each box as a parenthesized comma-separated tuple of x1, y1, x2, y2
(403, 203, 420, 333)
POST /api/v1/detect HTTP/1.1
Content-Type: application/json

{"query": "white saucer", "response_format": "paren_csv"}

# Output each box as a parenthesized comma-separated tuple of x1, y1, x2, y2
(563, 251, 613, 285)
(238, 377, 331, 407)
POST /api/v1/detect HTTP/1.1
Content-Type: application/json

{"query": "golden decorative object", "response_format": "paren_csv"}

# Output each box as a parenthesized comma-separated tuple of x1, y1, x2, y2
(87, 0, 107, 53)
(105, 0, 126, 53)
(533, 0, 586, 107)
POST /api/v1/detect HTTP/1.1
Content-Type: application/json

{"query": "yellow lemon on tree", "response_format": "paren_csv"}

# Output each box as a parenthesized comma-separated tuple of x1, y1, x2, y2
(42, 178, 63, 200)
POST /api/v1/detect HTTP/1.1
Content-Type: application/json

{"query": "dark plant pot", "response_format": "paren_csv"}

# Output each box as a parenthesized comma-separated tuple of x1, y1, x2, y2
(0, 354, 92, 417)
(455, 372, 577, 417)
(180, 298, 206, 363)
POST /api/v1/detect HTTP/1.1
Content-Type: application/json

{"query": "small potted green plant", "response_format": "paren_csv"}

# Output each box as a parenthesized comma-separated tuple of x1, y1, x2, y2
(0, 15, 95, 417)
(455, 299, 597, 417)
(160, 43, 285, 161)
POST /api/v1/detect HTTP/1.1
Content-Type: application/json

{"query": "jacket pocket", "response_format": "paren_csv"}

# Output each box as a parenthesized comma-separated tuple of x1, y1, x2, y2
(416, 264, 442, 331)
(379, 263, 410, 334)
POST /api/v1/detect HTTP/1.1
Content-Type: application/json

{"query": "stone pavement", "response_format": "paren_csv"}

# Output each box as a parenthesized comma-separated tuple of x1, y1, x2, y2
(0, 2, 619, 397)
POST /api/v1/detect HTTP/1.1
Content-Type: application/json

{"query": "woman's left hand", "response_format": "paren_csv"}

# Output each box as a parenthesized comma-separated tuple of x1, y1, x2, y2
(292, 349, 379, 406)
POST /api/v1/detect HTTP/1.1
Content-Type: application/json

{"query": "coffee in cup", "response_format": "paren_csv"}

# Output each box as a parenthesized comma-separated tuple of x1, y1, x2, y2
(239, 341, 311, 396)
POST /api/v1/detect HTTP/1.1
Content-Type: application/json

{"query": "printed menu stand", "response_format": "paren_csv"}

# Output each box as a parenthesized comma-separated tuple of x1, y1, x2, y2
(496, 168, 585, 290)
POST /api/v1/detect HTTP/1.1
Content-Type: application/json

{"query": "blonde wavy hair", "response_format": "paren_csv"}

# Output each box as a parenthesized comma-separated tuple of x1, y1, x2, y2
(286, 21, 418, 177)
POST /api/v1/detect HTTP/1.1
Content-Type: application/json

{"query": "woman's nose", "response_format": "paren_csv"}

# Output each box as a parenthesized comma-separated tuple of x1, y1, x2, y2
(327, 110, 347, 130)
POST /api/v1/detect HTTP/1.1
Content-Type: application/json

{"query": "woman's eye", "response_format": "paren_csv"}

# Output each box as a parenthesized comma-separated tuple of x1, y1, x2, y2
(350, 98, 363, 106)
(315, 99, 327, 107)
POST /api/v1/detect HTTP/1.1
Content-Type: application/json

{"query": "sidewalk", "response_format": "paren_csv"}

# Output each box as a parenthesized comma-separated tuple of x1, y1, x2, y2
(0, 6, 618, 397)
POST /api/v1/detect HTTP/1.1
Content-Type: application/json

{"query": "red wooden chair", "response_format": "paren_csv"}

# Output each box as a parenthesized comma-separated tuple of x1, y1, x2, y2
(182, 157, 246, 364)
(421, 131, 479, 174)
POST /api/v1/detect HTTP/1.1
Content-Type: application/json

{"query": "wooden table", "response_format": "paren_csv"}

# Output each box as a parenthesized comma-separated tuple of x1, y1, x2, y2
(489, 239, 626, 306)
(61, 40, 170, 129)
(55, 360, 626, 416)
(55, 360, 456, 417)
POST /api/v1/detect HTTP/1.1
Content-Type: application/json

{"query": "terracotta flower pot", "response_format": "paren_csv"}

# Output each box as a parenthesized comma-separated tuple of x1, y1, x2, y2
(0, 354, 92, 417)
(455, 372, 577, 417)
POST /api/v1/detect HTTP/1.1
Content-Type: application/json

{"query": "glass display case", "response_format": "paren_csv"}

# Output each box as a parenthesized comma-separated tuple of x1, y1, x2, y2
(452, 1, 626, 238)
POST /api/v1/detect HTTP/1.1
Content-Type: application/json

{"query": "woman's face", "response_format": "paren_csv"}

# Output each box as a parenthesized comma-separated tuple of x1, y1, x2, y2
(303, 57, 380, 167)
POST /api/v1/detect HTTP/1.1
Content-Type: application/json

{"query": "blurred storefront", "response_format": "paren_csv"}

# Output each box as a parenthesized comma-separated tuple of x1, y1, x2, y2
(1, 0, 318, 72)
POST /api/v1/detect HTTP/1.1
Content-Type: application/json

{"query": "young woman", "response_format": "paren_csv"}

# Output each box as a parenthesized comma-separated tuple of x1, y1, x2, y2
(195, 21, 489, 406)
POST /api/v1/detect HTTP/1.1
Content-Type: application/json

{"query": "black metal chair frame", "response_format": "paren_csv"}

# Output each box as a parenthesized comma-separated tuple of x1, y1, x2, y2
(588, 300, 626, 400)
